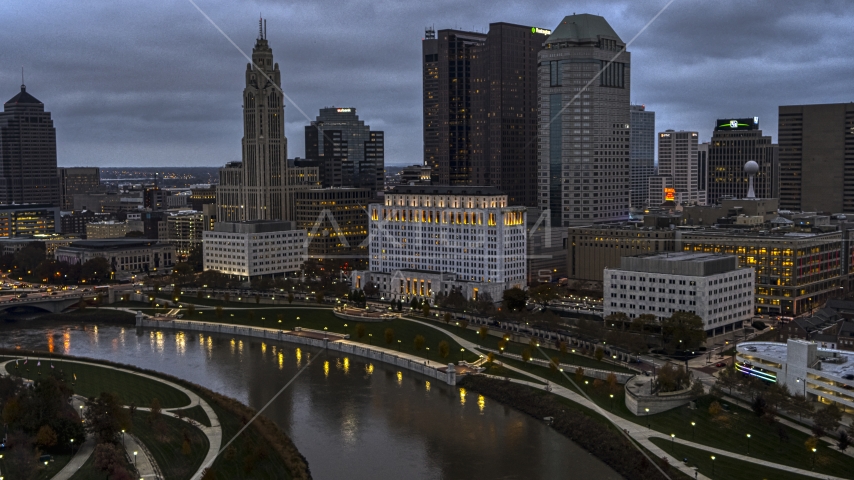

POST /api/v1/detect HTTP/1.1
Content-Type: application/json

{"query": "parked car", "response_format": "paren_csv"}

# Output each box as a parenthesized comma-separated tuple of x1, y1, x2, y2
(714, 362, 727, 368)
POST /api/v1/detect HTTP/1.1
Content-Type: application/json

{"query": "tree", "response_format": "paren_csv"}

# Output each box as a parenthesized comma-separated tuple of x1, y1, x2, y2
(443, 313, 451, 324)
(94, 443, 131, 478)
(529, 283, 560, 307)
(223, 293, 230, 303)
(690, 379, 705, 398)
(363, 282, 379, 298)
(288, 292, 294, 304)
(255, 294, 261, 305)
(631, 314, 657, 333)
(81, 257, 112, 283)
(414, 335, 425, 351)
(574, 367, 584, 383)
(459, 319, 469, 331)
(594, 346, 604, 362)
(549, 356, 560, 374)
(804, 436, 818, 452)
(838, 431, 850, 451)
(201, 469, 217, 480)
(438, 340, 450, 359)
(14, 244, 46, 273)
(384, 328, 394, 345)
(36, 424, 58, 449)
(215, 305, 223, 319)
(604, 312, 629, 330)
(247, 311, 255, 322)
(149, 397, 162, 425)
(182, 438, 192, 456)
(316, 292, 325, 304)
(355, 323, 366, 339)
(521, 349, 532, 362)
(717, 365, 741, 395)
(422, 302, 430, 316)
(811, 404, 843, 438)
(85, 392, 130, 444)
(559, 341, 568, 357)
(187, 304, 196, 316)
(660, 311, 705, 352)
(478, 327, 489, 340)
(708, 401, 723, 417)
(502, 287, 528, 312)
(789, 394, 814, 421)
(607, 373, 619, 394)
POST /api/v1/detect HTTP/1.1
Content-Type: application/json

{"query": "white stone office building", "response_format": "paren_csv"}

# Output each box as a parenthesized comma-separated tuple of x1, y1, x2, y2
(203, 220, 306, 281)
(351, 186, 527, 304)
(736, 340, 854, 411)
(604, 252, 755, 337)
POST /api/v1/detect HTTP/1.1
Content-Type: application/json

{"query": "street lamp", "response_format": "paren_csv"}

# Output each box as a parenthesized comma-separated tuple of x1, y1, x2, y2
(121, 429, 125, 448)
(711, 455, 715, 476)
(397, 340, 401, 352)
(368, 333, 372, 345)
(811, 447, 817, 469)
(426, 347, 430, 358)
(70, 438, 74, 456)
(691, 421, 696, 441)
(746, 433, 751, 455)
(134, 451, 138, 465)
(645, 408, 650, 429)
(670, 433, 675, 451)
(609, 394, 614, 411)
(460, 348, 465, 361)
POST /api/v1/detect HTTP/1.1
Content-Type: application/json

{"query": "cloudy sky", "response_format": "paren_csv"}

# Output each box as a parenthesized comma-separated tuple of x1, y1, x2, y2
(2, 0, 852, 168)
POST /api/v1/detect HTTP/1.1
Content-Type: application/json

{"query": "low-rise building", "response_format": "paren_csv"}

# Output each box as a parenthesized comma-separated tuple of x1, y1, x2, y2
(351, 185, 527, 304)
(0, 204, 60, 238)
(736, 340, 854, 411)
(202, 220, 307, 281)
(86, 220, 128, 239)
(54, 239, 175, 275)
(604, 252, 755, 336)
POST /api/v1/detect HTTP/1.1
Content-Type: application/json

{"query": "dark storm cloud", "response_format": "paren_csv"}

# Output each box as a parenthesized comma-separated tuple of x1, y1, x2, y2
(1, 0, 852, 167)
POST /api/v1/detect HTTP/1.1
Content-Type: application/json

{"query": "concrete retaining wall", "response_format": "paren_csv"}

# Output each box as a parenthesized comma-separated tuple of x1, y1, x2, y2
(135, 317, 456, 385)
(624, 376, 694, 415)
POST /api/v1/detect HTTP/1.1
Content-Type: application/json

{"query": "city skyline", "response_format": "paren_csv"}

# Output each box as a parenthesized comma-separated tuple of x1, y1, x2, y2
(2, 1, 852, 167)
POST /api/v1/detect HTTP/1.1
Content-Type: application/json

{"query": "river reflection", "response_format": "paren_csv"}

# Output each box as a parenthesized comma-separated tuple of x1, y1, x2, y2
(0, 322, 621, 480)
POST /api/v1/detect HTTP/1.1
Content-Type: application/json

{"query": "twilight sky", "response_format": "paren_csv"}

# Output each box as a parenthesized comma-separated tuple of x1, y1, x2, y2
(2, 0, 852, 168)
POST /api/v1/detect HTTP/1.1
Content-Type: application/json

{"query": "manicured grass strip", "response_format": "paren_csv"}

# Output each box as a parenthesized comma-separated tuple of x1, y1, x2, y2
(405, 314, 636, 373)
(131, 411, 209, 480)
(5, 361, 190, 408)
(0, 452, 72, 480)
(481, 361, 547, 384)
(648, 437, 821, 480)
(146, 306, 482, 364)
(173, 404, 211, 427)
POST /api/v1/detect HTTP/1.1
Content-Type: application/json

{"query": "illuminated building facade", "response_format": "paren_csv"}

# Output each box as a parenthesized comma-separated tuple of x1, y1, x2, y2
(629, 105, 655, 210)
(537, 14, 631, 227)
(679, 230, 844, 316)
(567, 223, 676, 283)
(202, 220, 306, 280)
(54, 239, 175, 274)
(0, 204, 59, 238)
(352, 185, 527, 303)
(294, 188, 371, 258)
(604, 252, 755, 337)
(736, 340, 854, 411)
(58, 167, 101, 211)
(165, 210, 205, 258)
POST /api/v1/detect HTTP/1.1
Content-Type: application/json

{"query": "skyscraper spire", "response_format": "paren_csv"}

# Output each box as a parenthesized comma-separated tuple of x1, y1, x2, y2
(259, 15, 263, 39)
(21, 66, 24, 89)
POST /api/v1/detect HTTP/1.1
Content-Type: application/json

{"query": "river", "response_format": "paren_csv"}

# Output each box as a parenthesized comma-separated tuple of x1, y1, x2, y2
(0, 319, 621, 480)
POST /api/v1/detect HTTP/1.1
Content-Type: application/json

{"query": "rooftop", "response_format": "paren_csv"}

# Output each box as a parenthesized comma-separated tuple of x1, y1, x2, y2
(4, 85, 42, 106)
(388, 185, 505, 196)
(545, 14, 622, 44)
(738, 342, 854, 378)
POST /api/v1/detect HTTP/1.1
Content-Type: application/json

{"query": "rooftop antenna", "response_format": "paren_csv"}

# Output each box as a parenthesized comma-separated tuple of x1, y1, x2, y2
(21, 66, 24, 89)
(259, 15, 263, 39)
(264, 19, 267, 39)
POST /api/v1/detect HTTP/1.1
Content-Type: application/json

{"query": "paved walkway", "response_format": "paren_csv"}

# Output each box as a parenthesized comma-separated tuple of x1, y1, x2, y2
(396, 318, 851, 480)
(123, 432, 158, 479)
(0, 357, 221, 480)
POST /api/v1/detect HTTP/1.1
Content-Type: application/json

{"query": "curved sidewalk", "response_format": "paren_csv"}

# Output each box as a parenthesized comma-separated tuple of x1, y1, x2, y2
(396, 318, 850, 480)
(0, 357, 221, 480)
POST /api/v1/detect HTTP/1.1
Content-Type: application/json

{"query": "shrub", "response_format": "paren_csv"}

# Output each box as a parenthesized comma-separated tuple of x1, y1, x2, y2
(752, 320, 767, 330)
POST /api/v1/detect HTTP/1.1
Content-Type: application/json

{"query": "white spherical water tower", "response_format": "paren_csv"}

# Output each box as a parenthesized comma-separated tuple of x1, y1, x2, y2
(744, 161, 759, 199)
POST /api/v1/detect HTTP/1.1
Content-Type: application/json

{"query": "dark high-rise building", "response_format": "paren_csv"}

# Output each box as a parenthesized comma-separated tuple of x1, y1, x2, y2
(304, 107, 383, 193)
(58, 167, 101, 211)
(422, 24, 548, 207)
(537, 14, 631, 227)
(778, 103, 854, 213)
(0, 84, 61, 206)
(707, 117, 776, 204)
(629, 105, 655, 209)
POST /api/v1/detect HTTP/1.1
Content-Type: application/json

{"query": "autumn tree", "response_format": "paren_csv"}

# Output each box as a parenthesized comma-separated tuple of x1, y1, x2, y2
(355, 323, 366, 339)
(384, 328, 394, 345)
(478, 326, 489, 340)
(413, 334, 425, 351)
(438, 340, 450, 359)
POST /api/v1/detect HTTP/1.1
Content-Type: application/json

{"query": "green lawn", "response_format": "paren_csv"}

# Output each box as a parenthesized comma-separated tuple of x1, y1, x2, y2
(405, 313, 636, 373)
(480, 361, 547, 384)
(5, 360, 190, 408)
(0, 452, 72, 480)
(648, 437, 824, 480)
(173, 404, 212, 427)
(131, 410, 209, 480)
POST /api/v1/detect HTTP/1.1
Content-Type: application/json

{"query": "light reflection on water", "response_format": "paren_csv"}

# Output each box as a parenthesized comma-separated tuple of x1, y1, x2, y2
(0, 321, 621, 480)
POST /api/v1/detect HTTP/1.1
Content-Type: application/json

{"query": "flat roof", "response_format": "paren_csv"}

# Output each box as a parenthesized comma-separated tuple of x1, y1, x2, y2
(634, 252, 731, 263)
(388, 185, 504, 196)
(738, 342, 854, 378)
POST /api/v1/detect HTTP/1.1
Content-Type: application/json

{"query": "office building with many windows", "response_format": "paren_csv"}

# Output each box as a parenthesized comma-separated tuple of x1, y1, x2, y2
(658, 130, 703, 205)
(707, 117, 777, 205)
(537, 14, 631, 227)
(352, 185, 526, 303)
(605, 252, 755, 336)
(778, 103, 854, 213)
(202, 220, 306, 280)
(58, 167, 101, 211)
(629, 105, 655, 210)
(304, 108, 383, 193)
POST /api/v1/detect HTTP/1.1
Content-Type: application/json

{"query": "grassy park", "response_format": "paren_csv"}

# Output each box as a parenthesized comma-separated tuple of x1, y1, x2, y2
(131, 410, 210, 480)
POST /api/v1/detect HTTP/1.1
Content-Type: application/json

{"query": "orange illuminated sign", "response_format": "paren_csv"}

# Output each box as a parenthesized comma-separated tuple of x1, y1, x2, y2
(664, 188, 675, 202)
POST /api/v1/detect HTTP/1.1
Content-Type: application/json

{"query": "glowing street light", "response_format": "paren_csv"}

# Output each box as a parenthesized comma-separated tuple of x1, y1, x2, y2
(746, 433, 751, 455)
(711, 456, 715, 475)
(691, 421, 696, 441)
(670, 433, 675, 451)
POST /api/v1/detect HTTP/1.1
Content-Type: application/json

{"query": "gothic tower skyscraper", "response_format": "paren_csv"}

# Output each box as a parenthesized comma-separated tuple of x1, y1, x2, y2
(218, 18, 289, 222)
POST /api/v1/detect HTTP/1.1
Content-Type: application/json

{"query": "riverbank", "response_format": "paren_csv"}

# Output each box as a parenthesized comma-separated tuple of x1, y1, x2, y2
(0, 349, 312, 480)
